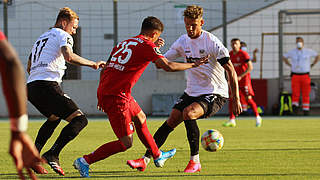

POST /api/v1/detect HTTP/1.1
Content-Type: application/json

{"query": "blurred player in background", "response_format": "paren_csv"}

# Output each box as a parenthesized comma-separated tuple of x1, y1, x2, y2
(223, 38, 262, 127)
(0, 30, 45, 180)
(127, 5, 241, 173)
(73, 16, 208, 177)
(238, 41, 258, 114)
(240, 41, 258, 63)
(26, 7, 105, 176)
(283, 37, 320, 115)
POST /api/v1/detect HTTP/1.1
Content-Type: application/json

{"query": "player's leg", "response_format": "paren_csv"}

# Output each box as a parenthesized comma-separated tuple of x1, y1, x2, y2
(34, 116, 61, 153)
(244, 84, 262, 127)
(127, 109, 182, 171)
(223, 98, 236, 127)
(74, 96, 130, 177)
(129, 96, 176, 168)
(182, 102, 204, 173)
(128, 94, 187, 171)
(301, 74, 311, 115)
(240, 92, 248, 113)
(184, 94, 226, 173)
(38, 83, 88, 175)
(27, 81, 62, 154)
(291, 75, 300, 114)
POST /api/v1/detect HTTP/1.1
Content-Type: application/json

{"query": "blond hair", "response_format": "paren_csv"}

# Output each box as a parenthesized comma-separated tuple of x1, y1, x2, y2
(55, 7, 79, 26)
(183, 5, 203, 19)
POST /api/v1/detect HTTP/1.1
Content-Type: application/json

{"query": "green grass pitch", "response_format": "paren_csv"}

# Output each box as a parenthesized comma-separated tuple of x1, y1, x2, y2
(0, 116, 320, 179)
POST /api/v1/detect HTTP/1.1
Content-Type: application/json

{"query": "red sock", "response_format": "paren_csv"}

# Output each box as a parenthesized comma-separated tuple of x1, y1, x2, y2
(229, 99, 236, 119)
(135, 121, 160, 159)
(83, 140, 126, 165)
(247, 98, 259, 117)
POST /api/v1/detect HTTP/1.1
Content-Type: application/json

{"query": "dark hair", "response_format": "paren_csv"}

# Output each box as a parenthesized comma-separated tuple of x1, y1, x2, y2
(296, 36, 304, 42)
(240, 41, 247, 47)
(231, 38, 240, 42)
(141, 16, 164, 33)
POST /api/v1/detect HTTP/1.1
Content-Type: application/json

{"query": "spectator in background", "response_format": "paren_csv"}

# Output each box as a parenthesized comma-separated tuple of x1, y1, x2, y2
(0, 30, 45, 180)
(223, 38, 262, 127)
(283, 37, 320, 115)
(240, 41, 258, 63)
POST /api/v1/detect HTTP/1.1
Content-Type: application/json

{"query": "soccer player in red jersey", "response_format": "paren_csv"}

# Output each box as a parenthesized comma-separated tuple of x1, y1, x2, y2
(223, 38, 262, 127)
(0, 30, 46, 180)
(73, 16, 208, 177)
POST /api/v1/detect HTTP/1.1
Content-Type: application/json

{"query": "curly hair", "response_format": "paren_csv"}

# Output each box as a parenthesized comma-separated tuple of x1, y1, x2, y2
(183, 5, 203, 19)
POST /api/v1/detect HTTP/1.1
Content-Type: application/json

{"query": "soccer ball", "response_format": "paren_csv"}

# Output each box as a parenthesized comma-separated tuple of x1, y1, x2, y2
(201, 129, 224, 152)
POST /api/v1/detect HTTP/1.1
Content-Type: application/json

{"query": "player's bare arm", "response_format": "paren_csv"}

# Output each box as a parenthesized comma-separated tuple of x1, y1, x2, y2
(61, 46, 106, 69)
(223, 60, 242, 116)
(27, 54, 32, 74)
(154, 55, 208, 72)
(282, 57, 291, 67)
(252, 48, 258, 62)
(238, 60, 253, 81)
(0, 39, 27, 118)
(311, 54, 320, 68)
(0, 37, 45, 180)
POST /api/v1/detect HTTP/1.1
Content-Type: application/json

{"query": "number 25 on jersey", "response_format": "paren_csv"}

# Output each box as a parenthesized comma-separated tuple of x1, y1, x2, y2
(111, 41, 138, 64)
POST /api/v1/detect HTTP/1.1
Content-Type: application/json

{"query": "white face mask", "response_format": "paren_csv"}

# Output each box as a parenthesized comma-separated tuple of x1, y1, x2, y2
(297, 42, 303, 49)
(241, 47, 248, 52)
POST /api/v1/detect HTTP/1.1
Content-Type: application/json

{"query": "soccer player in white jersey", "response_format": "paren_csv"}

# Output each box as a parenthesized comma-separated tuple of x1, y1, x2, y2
(127, 5, 242, 173)
(26, 7, 105, 176)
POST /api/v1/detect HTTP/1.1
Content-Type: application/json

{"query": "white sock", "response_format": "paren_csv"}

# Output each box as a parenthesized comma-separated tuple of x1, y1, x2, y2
(143, 156, 151, 165)
(80, 157, 89, 166)
(190, 154, 200, 163)
(230, 119, 236, 124)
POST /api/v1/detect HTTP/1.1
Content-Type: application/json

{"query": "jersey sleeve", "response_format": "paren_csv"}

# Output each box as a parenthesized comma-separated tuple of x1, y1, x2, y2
(145, 43, 164, 63)
(283, 50, 291, 59)
(309, 49, 318, 57)
(164, 39, 182, 61)
(0, 30, 6, 40)
(60, 32, 74, 51)
(242, 50, 251, 61)
(210, 35, 229, 60)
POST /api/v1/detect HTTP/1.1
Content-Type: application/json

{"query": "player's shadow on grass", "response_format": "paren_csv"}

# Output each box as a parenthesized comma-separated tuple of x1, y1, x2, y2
(225, 147, 320, 151)
(54, 171, 320, 179)
(1, 172, 320, 179)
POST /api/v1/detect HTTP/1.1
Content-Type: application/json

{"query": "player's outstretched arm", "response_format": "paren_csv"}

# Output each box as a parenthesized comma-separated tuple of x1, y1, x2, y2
(0, 36, 44, 180)
(154, 55, 208, 72)
(223, 60, 242, 116)
(61, 46, 106, 69)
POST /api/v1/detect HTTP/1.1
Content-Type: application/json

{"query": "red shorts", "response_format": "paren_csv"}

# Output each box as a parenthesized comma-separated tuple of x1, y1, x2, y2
(98, 95, 142, 138)
(239, 84, 255, 97)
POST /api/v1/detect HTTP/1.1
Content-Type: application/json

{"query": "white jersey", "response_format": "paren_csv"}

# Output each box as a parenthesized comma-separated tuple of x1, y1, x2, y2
(165, 30, 229, 98)
(283, 48, 318, 73)
(27, 28, 74, 83)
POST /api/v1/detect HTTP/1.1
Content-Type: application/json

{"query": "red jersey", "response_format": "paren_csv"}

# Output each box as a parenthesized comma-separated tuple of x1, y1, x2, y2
(98, 35, 164, 98)
(0, 30, 6, 40)
(230, 49, 251, 86)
